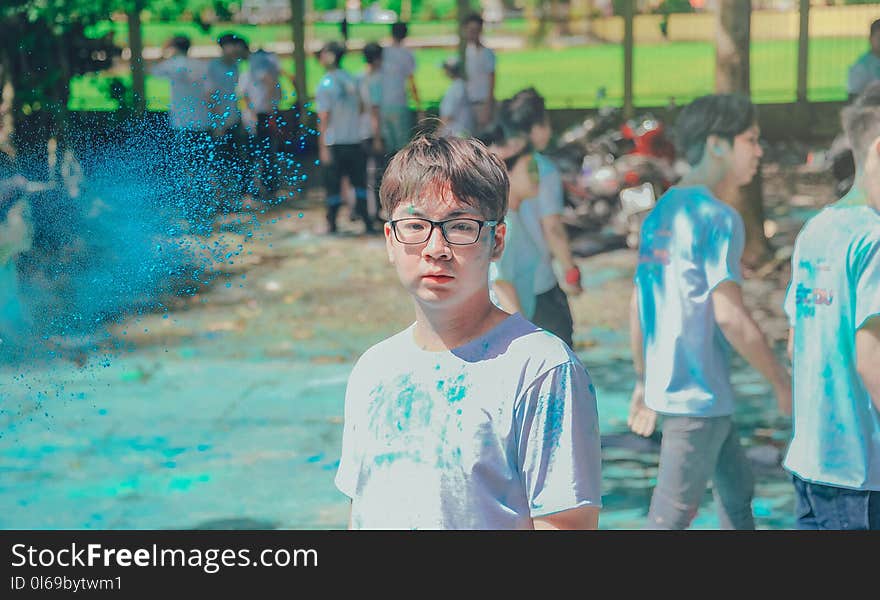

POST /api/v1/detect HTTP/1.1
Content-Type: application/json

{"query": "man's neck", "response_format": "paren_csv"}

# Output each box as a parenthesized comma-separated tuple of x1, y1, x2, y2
(411, 294, 506, 352)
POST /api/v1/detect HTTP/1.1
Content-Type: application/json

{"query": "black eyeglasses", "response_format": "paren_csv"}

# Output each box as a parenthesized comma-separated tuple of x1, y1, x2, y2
(389, 218, 498, 245)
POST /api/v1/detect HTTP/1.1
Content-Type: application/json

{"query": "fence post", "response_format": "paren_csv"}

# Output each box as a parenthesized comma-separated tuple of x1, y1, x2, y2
(127, 1, 146, 115)
(623, 0, 634, 118)
(289, 0, 308, 110)
(796, 0, 809, 105)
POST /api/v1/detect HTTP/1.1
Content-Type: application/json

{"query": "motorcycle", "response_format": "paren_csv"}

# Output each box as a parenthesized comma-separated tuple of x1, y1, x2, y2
(548, 108, 682, 248)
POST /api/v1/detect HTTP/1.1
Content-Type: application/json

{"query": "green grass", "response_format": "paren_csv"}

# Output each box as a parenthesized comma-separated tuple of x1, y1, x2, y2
(68, 36, 870, 111)
(85, 19, 529, 48)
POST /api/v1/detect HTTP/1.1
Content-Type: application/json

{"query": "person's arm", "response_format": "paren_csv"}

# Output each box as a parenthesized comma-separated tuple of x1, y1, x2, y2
(533, 506, 599, 530)
(540, 214, 582, 295)
(787, 327, 794, 362)
(712, 280, 792, 415)
(856, 317, 880, 411)
(627, 287, 655, 436)
(317, 110, 331, 165)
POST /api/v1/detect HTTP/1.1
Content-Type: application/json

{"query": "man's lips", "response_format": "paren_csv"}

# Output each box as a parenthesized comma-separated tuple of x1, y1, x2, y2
(422, 273, 454, 282)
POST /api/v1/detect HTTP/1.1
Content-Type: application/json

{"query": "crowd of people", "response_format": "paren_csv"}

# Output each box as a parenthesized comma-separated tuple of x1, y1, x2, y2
(333, 18, 880, 530)
(1, 12, 878, 531)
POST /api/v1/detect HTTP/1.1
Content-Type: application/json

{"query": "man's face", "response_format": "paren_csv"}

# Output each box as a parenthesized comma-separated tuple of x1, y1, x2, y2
(715, 124, 762, 187)
(319, 49, 337, 69)
(463, 21, 482, 44)
(384, 185, 505, 309)
(871, 29, 880, 54)
(529, 115, 552, 152)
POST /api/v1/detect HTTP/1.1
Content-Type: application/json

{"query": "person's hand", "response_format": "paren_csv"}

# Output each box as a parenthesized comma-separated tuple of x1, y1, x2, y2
(371, 137, 384, 155)
(627, 382, 657, 437)
(562, 266, 584, 296)
(319, 145, 332, 165)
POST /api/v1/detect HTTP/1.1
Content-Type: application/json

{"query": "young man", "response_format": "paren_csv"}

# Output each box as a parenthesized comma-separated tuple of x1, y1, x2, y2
(628, 94, 792, 530)
(335, 135, 602, 530)
(315, 41, 374, 234)
(379, 21, 421, 156)
(239, 48, 283, 200)
(359, 42, 384, 219)
(847, 19, 880, 101)
(150, 35, 210, 142)
(499, 88, 582, 348)
(462, 12, 496, 131)
(783, 84, 880, 530)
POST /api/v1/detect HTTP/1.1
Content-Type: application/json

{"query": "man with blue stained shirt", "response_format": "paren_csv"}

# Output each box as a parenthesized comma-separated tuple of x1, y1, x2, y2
(628, 94, 792, 530)
(498, 88, 583, 349)
(783, 83, 880, 530)
(848, 19, 880, 101)
(335, 135, 601, 529)
(315, 41, 374, 235)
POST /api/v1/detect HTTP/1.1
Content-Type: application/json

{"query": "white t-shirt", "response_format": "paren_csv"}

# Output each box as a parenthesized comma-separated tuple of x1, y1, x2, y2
(239, 51, 282, 114)
(634, 185, 745, 417)
(205, 58, 242, 130)
(438, 79, 474, 137)
(335, 313, 602, 529)
(150, 55, 210, 131)
(380, 44, 415, 109)
(465, 44, 496, 103)
(315, 69, 362, 146)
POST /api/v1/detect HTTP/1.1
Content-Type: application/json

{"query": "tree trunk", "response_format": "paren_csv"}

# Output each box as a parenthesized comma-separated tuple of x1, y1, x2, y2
(716, 0, 770, 270)
(290, 0, 308, 112)
(127, 2, 146, 115)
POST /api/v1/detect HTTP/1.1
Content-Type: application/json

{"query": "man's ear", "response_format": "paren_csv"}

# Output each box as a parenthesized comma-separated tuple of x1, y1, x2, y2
(384, 221, 396, 264)
(705, 134, 728, 158)
(490, 222, 505, 261)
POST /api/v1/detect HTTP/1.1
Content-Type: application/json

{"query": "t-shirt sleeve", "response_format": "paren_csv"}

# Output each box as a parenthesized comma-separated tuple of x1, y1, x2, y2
(151, 59, 173, 78)
(334, 362, 364, 498)
(704, 210, 745, 291)
(848, 62, 867, 96)
(537, 163, 564, 218)
(486, 48, 496, 73)
(515, 361, 602, 518)
(855, 240, 880, 331)
(315, 78, 332, 113)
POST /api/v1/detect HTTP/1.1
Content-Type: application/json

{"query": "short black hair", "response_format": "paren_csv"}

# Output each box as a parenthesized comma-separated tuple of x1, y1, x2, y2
(463, 12, 484, 27)
(217, 32, 248, 50)
(500, 88, 547, 137)
(675, 94, 757, 166)
(317, 40, 346, 66)
(391, 21, 408, 40)
(363, 42, 383, 64)
(871, 18, 880, 37)
(842, 81, 880, 166)
(170, 35, 191, 54)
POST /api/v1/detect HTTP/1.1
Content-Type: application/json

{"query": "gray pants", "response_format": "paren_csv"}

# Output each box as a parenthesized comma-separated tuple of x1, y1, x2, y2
(646, 415, 755, 530)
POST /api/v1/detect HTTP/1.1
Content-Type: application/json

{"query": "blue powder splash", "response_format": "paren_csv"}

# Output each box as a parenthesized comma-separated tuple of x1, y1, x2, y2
(0, 110, 313, 393)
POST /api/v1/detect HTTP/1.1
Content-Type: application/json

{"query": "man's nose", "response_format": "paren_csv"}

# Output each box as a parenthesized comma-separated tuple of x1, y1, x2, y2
(422, 224, 451, 257)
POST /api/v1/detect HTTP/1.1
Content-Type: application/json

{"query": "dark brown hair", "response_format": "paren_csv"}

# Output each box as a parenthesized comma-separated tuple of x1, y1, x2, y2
(379, 134, 509, 222)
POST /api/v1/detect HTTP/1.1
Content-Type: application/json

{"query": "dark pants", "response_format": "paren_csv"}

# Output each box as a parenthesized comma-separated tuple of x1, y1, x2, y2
(251, 112, 283, 197)
(531, 284, 575, 348)
(793, 475, 880, 530)
(324, 144, 371, 232)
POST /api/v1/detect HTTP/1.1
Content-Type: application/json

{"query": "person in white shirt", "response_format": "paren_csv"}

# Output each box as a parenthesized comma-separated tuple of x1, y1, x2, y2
(437, 57, 474, 138)
(462, 12, 496, 132)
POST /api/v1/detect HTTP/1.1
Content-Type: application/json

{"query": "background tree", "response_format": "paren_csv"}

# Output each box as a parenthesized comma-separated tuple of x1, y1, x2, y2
(716, 0, 771, 270)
